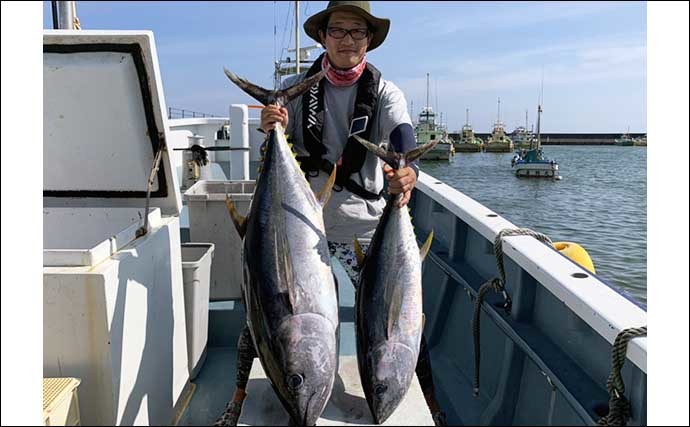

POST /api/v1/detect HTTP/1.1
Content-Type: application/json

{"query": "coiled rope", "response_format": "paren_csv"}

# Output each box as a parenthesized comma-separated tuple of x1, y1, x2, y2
(597, 326, 647, 426)
(472, 228, 553, 397)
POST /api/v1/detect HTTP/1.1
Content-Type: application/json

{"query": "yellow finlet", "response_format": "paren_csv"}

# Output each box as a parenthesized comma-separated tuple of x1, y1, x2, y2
(353, 236, 365, 267)
(316, 165, 337, 207)
(420, 230, 434, 261)
(225, 195, 247, 238)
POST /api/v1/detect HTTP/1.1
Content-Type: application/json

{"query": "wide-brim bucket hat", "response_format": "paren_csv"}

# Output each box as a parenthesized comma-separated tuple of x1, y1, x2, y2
(304, 1, 390, 52)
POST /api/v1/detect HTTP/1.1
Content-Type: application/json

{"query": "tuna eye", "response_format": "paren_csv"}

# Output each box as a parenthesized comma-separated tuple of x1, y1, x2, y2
(287, 374, 304, 390)
(374, 384, 388, 396)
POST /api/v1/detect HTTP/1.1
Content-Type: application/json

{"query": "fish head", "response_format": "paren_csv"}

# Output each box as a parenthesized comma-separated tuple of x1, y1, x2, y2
(364, 342, 417, 424)
(276, 314, 337, 425)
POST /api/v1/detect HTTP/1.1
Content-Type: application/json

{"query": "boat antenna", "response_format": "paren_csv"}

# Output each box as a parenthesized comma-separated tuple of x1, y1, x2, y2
(426, 73, 430, 109)
(466, 108, 469, 126)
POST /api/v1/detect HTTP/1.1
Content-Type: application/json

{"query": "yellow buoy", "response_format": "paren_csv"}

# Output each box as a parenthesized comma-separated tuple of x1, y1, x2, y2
(553, 242, 596, 274)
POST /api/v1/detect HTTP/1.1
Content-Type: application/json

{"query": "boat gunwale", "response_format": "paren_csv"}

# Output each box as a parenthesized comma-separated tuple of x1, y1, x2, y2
(416, 172, 647, 373)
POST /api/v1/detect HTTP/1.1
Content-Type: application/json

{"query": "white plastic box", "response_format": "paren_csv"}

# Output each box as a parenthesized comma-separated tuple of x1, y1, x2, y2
(184, 180, 255, 300)
(43, 378, 82, 426)
(181, 243, 215, 380)
(43, 31, 189, 426)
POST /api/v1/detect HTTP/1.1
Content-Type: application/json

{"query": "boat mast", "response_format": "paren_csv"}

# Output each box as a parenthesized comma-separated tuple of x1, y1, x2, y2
(536, 104, 542, 151)
(425, 73, 430, 122)
(295, 0, 300, 74)
(525, 109, 528, 130)
(497, 97, 501, 124)
(536, 69, 544, 150)
(466, 108, 469, 126)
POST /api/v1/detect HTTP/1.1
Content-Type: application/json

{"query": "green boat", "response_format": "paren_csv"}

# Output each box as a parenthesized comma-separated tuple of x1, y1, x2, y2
(485, 98, 514, 153)
(615, 127, 635, 146)
(414, 73, 454, 160)
(454, 109, 483, 153)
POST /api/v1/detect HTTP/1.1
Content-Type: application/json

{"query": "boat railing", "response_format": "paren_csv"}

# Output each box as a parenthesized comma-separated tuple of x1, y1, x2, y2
(413, 172, 647, 373)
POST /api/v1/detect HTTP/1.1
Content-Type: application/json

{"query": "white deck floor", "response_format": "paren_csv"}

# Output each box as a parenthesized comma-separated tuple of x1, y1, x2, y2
(238, 356, 434, 426)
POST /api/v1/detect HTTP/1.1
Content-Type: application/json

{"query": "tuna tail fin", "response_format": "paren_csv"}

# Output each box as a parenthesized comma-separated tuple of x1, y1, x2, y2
(317, 164, 337, 207)
(352, 135, 404, 168)
(352, 134, 438, 169)
(353, 236, 366, 267)
(419, 230, 434, 262)
(223, 68, 325, 107)
(270, 178, 297, 314)
(225, 195, 247, 238)
(403, 139, 440, 164)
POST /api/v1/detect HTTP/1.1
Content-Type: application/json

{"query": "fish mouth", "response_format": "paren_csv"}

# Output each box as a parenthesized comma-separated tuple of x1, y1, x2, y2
(301, 391, 319, 425)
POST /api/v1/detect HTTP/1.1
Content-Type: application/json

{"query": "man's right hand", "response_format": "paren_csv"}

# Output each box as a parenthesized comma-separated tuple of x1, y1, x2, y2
(261, 105, 289, 132)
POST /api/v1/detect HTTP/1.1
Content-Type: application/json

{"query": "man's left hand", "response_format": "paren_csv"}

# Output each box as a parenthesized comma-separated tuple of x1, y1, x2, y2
(383, 164, 417, 208)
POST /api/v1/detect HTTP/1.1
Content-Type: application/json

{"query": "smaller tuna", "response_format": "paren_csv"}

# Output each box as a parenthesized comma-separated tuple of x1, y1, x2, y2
(352, 135, 438, 424)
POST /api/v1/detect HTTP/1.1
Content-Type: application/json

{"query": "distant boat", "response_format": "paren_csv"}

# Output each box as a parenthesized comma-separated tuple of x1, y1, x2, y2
(454, 109, 483, 153)
(414, 73, 454, 160)
(615, 128, 635, 146)
(633, 134, 647, 146)
(510, 110, 536, 150)
(511, 103, 561, 179)
(485, 98, 514, 153)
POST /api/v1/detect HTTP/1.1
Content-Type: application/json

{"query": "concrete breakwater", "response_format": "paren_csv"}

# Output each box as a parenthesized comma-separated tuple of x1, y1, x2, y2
(448, 132, 646, 145)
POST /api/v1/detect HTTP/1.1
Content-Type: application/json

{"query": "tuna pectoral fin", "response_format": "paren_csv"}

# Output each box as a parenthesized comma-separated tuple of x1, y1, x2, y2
(353, 236, 365, 267)
(420, 230, 434, 261)
(225, 195, 247, 238)
(386, 283, 404, 341)
(270, 181, 297, 314)
(317, 165, 337, 207)
(224, 67, 325, 107)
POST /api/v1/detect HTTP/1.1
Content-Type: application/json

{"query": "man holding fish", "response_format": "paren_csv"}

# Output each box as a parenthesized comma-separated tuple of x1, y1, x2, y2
(217, 2, 447, 425)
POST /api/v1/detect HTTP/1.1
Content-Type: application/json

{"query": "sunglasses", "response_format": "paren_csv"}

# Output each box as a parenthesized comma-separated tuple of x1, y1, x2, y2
(326, 26, 369, 41)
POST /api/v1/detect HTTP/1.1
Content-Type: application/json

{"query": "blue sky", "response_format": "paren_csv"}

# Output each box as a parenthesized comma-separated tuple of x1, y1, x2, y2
(43, 1, 647, 133)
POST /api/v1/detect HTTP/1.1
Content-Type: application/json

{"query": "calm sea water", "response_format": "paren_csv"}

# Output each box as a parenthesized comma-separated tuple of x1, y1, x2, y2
(419, 145, 647, 306)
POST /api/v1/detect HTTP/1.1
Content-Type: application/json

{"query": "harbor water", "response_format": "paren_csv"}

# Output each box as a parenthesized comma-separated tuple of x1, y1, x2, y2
(420, 145, 647, 306)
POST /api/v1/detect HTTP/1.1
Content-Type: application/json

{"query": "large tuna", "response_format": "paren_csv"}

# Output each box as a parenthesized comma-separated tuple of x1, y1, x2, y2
(223, 68, 339, 426)
(352, 135, 438, 424)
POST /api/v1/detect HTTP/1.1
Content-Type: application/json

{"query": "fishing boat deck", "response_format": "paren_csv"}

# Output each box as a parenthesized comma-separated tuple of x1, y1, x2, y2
(178, 259, 434, 426)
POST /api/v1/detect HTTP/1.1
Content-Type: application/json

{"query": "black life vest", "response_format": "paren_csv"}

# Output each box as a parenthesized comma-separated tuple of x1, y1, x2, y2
(297, 53, 383, 200)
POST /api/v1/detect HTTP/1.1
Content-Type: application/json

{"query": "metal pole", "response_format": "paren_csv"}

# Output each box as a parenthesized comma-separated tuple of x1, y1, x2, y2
(57, 1, 75, 29)
(295, 1, 300, 74)
(51, 1, 59, 29)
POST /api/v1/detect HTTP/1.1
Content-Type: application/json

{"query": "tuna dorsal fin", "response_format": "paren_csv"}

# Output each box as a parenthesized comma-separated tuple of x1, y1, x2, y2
(420, 230, 434, 261)
(224, 67, 325, 107)
(317, 164, 337, 207)
(353, 236, 365, 267)
(270, 178, 297, 314)
(225, 195, 247, 238)
(386, 282, 404, 341)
